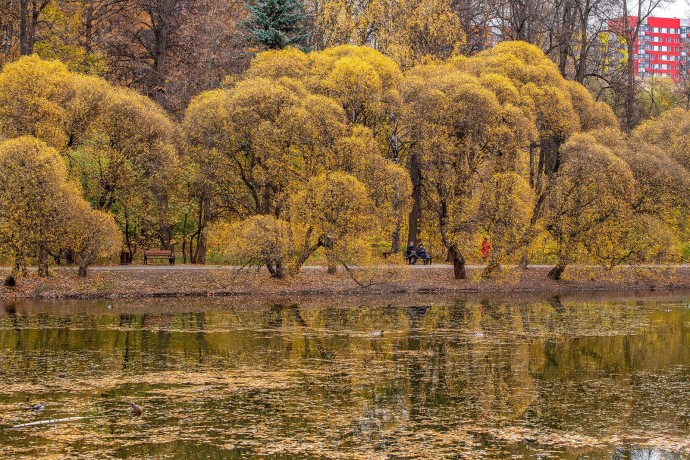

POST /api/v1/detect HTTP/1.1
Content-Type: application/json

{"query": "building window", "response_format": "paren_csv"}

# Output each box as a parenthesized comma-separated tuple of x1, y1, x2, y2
(676, 47, 680, 52)
(676, 64, 679, 70)
(675, 37, 680, 43)
(667, 37, 672, 43)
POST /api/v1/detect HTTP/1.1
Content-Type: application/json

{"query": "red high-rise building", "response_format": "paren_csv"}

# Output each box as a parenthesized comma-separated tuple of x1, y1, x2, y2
(610, 16, 689, 81)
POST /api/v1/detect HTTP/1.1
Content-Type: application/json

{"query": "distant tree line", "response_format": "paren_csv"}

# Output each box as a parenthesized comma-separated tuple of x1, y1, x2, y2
(0, 0, 683, 128)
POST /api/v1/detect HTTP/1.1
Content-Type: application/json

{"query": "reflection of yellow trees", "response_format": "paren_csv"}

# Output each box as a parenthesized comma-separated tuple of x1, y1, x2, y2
(3, 300, 690, 457)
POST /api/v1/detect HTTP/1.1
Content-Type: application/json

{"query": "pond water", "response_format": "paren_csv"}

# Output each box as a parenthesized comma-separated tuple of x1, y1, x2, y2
(0, 294, 689, 459)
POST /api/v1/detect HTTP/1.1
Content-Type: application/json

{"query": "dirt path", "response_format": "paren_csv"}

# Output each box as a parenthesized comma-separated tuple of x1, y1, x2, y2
(2, 264, 690, 300)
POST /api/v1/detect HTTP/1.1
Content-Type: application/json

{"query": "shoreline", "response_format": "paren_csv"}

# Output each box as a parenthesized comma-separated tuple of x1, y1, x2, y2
(3, 264, 690, 301)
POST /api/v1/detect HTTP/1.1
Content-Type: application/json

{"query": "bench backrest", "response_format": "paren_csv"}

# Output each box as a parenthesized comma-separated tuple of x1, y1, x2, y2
(143, 250, 173, 256)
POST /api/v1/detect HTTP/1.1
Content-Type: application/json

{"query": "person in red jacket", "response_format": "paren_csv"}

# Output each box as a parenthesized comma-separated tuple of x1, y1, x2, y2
(481, 237, 491, 259)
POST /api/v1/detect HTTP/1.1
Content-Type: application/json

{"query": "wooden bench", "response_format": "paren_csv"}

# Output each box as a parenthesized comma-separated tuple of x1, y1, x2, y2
(406, 253, 432, 265)
(381, 251, 432, 264)
(143, 249, 175, 265)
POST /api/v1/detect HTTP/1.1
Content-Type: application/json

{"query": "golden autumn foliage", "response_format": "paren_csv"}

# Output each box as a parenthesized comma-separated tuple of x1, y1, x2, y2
(184, 47, 410, 276)
(0, 136, 120, 277)
(543, 134, 635, 278)
(0, 56, 178, 262)
(315, 0, 465, 68)
(1, 44, 690, 281)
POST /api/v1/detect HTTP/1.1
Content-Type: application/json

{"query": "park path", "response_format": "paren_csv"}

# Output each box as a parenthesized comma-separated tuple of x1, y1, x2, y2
(82, 263, 690, 270)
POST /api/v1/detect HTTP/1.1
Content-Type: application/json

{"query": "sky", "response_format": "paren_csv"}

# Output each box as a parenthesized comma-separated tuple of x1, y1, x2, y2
(656, 0, 689, 18)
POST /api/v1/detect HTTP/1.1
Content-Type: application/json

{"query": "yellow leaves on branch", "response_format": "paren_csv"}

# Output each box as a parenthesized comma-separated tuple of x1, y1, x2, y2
(294, 172, 370, 239)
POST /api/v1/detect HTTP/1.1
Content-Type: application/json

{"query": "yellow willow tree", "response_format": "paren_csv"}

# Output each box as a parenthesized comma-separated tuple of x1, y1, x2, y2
(402, 63, 535, 279)
(455, 42, 619, 270)
(185, 51, 410, 273)
(476, 172, 535, 276)
(183, 76, 351, 265)
(62, 198, 122, 277)
(0, 56, 179, 259)
(0, 136, 120, 277)
(246, 46, 414, 252)
(542, 134, 635, 280)
(0, 56, 73, 148)
(212, 173, 374, 279)
(71, 84, 178, 255)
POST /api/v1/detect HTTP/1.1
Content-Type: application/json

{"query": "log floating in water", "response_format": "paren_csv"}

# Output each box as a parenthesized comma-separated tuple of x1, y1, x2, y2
(12, 416, 89, 428)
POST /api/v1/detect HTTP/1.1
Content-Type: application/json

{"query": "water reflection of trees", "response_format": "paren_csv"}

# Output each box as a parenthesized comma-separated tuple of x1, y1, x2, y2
(0, 299, 689, 457)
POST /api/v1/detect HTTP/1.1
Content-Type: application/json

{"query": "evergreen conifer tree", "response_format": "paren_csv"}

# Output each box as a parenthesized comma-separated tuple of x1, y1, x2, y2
(245, 0, 308, 50)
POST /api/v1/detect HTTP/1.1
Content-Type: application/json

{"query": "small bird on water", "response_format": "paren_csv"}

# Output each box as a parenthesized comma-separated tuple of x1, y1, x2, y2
(28, 403, 45, 412)
(370, 330, 384, 338)
(128, 401, 142, 416)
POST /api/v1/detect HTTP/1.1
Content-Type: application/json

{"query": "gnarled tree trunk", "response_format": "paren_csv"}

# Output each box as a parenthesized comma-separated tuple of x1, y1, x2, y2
(547, 264, 566, 280)
(448, 244, 466, 280)
(482, 258, 501, 278)
(266, 260, 286, 279)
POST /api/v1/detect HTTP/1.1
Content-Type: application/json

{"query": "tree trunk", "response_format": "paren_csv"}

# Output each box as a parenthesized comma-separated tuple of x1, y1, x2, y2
(158, 193, 172, 250)
(27, 0, 43, 55)
(180, 212, 188, 264)
(266, 260, 285, 279)
(19, 0, 28, 54)
(406, 152, 422, 246)
(624, 38, 636, 132)
(83, 0, 94, 56)
(196, 195, 210, 264)
(326, 250, 337, 274)
(148, 0, 174, 105)
(448, 244, 466, 280)
(2, 0, 14, 58)
(482, 258, 501, 278)
(78, 265, 88, 277)
(518, 254, 529, 269)
(390, 212, 401, 253)
(547, 264, 566, 280)
(13, 251, 27, 277)
(37, 245, 49, 277)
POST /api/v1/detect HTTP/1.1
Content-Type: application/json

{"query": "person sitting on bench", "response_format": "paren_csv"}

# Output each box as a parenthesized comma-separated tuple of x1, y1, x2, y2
(416, 243, 429, 264)
(406, 242, 418, 264)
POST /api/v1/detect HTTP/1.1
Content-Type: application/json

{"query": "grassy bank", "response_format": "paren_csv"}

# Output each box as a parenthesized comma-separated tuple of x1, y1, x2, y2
(2, 264, 690, 300)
